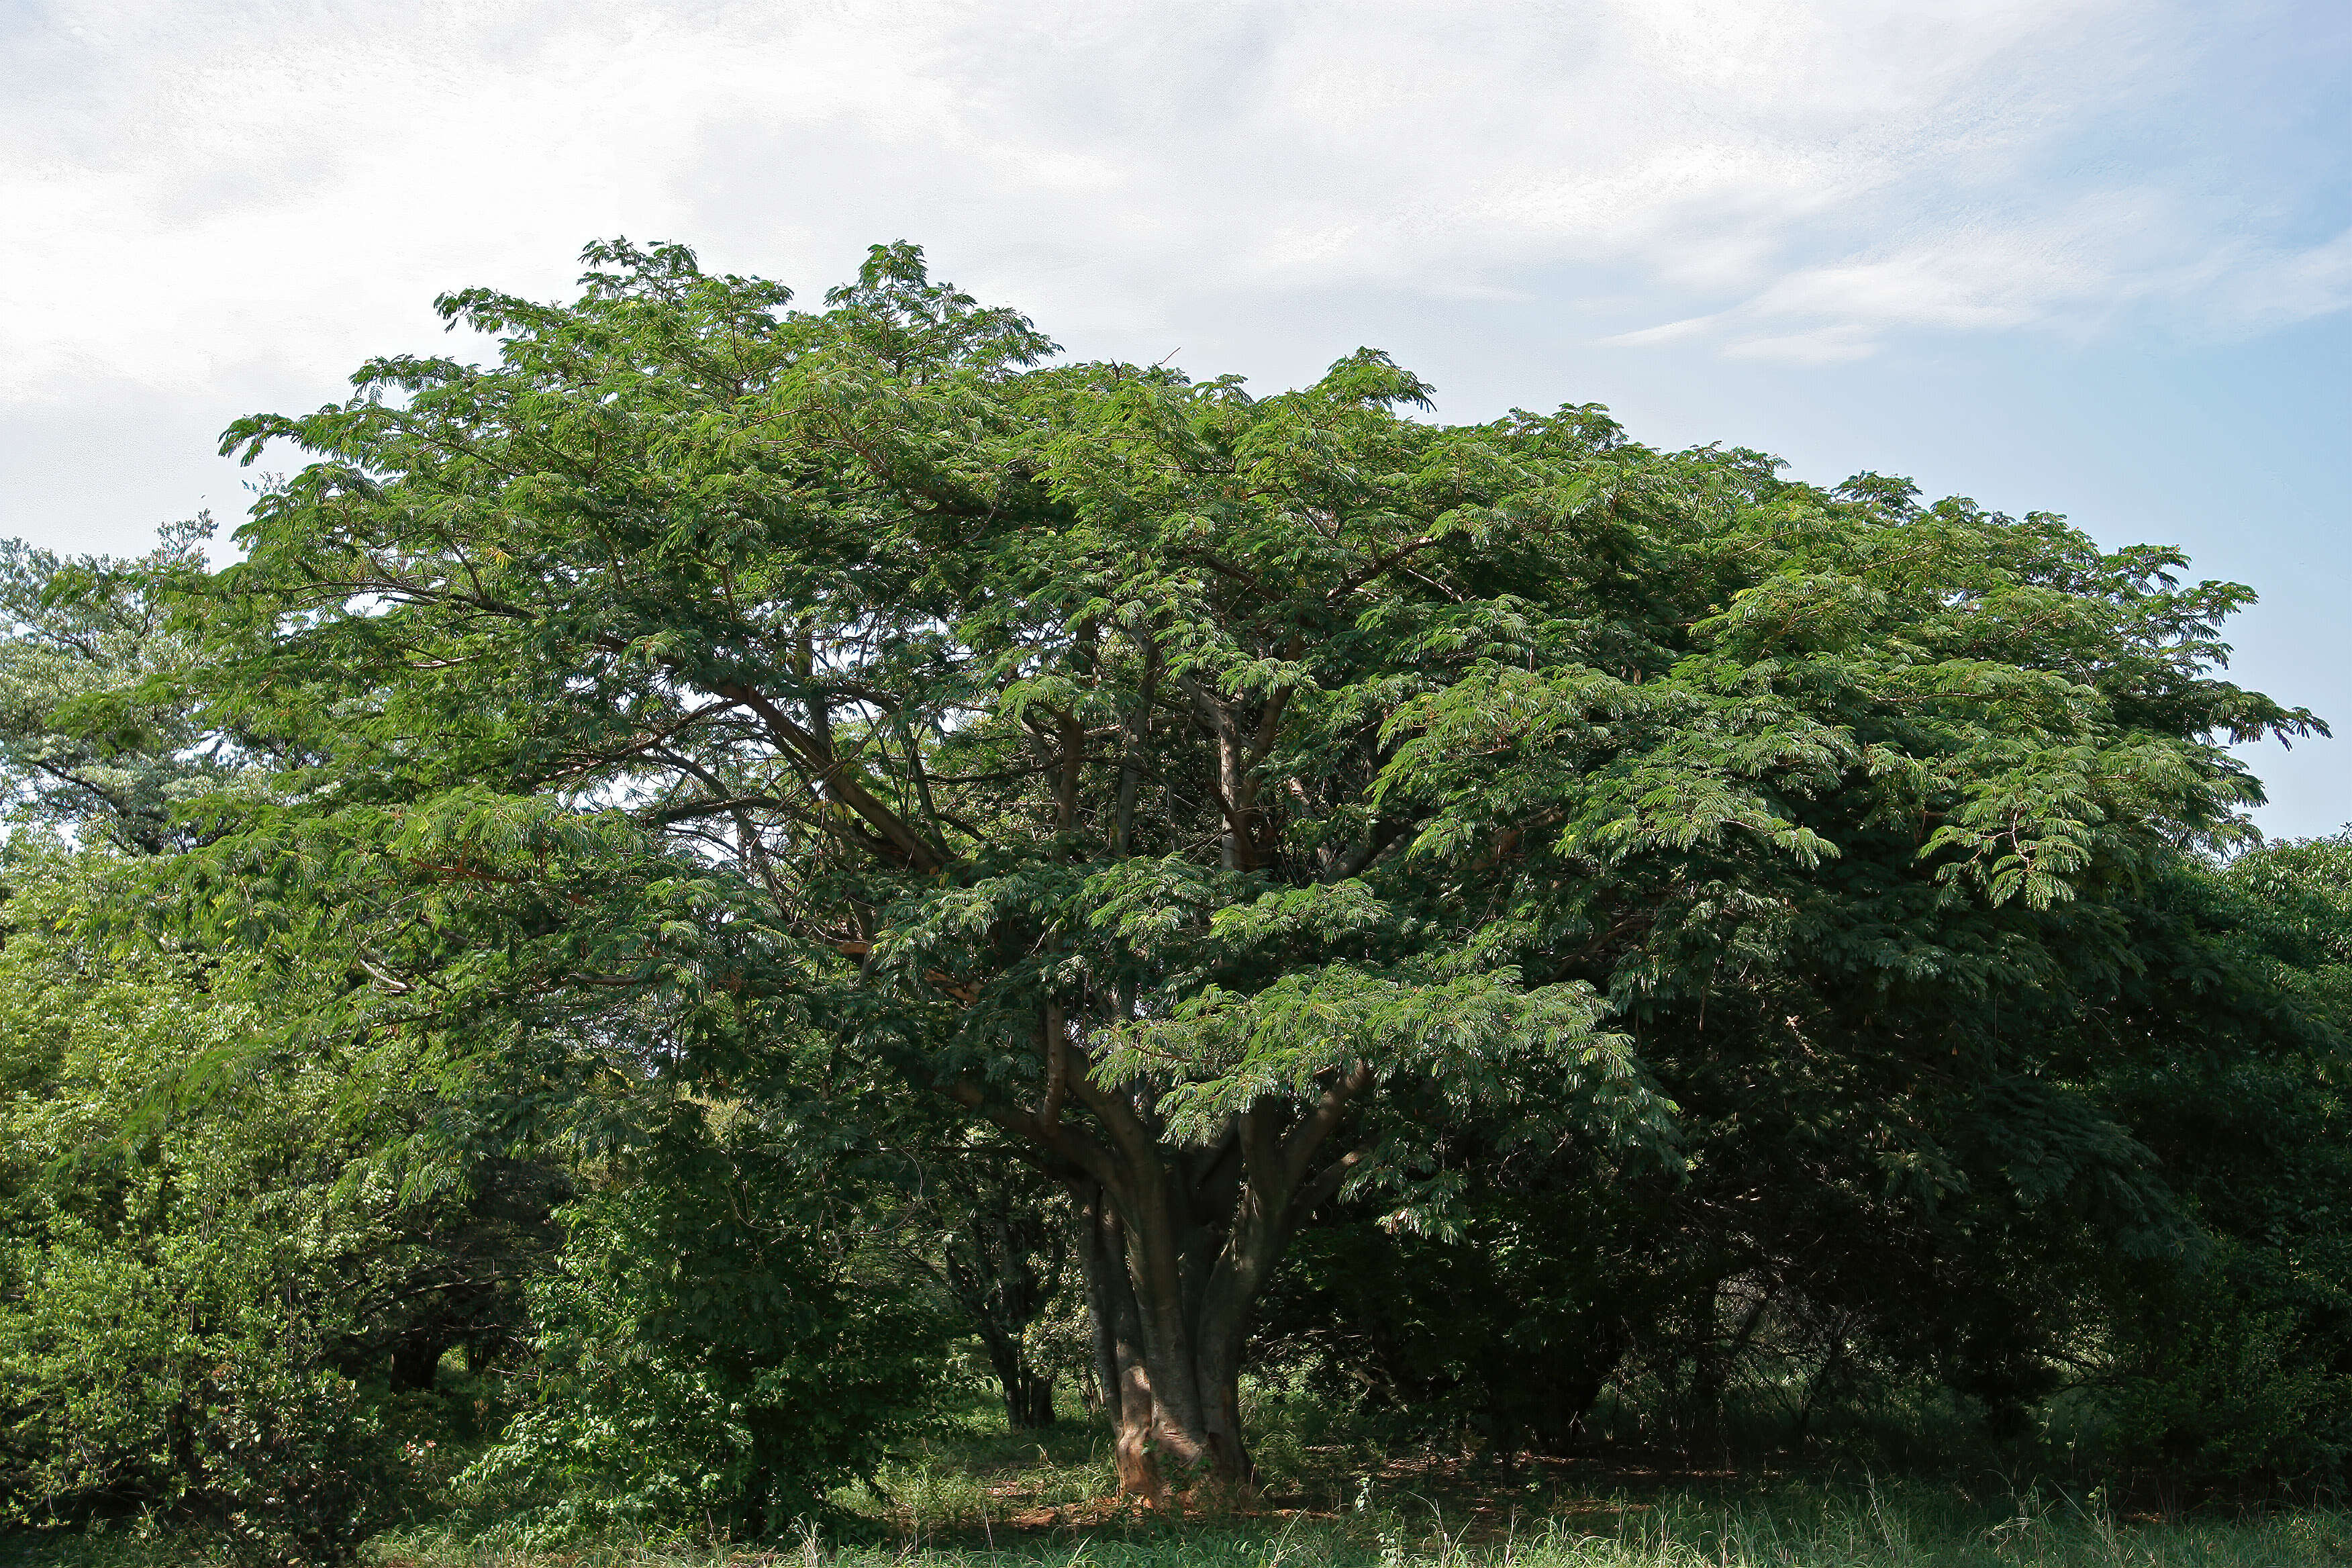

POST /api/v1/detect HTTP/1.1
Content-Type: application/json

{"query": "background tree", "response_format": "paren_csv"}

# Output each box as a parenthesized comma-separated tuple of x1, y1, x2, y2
(1261, 840, 2352, 1481)
(0, 522, 230, 853)
(2090, 842, 2352, 1479)
(0, 532, 573, 1560)
(0, 854, 403, 1563)
(895, 1137, 1071, 1432)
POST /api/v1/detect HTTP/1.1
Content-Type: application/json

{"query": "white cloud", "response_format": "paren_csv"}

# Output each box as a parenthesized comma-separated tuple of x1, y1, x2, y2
(1622, 196, 2181, 357)
(2219, 226, 2352, 330)
(1602, 315, 1724, 349)
(1722, 326, 1883, 365)
(0, 0, 2344, 409)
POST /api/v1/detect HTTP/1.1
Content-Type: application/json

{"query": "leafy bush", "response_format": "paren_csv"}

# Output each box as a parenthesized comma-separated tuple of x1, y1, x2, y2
(2086, 849, 2352, 1484)
(0, 1146, 404, 1566)
(2104, 1252, 2351, 1481)
(0, 859, 405, 1563)
(464, 1117, 952, 1542)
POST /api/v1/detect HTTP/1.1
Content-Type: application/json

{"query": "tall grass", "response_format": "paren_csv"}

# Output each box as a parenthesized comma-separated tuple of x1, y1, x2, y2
(342, 1471, 2349, 1568)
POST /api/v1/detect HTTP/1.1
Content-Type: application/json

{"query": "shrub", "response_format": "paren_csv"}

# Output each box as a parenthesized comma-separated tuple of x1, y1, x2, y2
(463, 1122, 951, 1542)
(0, 1220, 400, 1564)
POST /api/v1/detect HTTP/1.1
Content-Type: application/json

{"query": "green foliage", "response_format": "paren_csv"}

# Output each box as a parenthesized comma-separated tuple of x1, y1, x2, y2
(465, 1112, 954, 1543)
(0, 1208, 401, 1561)
(1, 234, 2342, 1549)
(1260, 849, 2352, 1480)
(2088, 846, 2352, 1481)
(0, 523, 231, 853)
(2103, 1239, 2350, 1480)
(2216, 831, 2352, 1029)
(174, 235, 2329, 1488)
(0, 856, 402, 1561)
(189, 238, 2318, 1238)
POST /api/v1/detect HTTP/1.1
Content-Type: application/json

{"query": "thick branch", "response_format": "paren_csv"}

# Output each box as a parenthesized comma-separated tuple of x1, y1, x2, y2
(1320, 818, 1410, 884)
(1287, 1142, 1374, 1225)
(712, 679, 945, 873)
(1326, 534, 1440, 604)
(1282, 1061, 1374, 1193)
(941, 1077, 1124, 1193)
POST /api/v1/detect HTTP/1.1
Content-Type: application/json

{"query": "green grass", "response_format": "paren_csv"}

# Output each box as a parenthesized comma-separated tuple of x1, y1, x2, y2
(368, 1446, 2351, 1568)
(9, 1475, 2349, 1568)
(8, 1396, 2348, 1568)
(364, 1481, 2352, 1568)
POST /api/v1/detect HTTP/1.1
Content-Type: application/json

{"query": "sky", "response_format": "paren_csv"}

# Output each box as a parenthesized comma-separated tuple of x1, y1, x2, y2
(3, 0, 2347, 834)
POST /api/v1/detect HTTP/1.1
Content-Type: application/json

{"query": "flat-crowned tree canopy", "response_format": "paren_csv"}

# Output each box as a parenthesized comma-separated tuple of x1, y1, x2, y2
(186, 240, 2322, 1494)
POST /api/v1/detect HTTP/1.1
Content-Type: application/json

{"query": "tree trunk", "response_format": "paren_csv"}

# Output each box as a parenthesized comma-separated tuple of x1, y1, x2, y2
(1006, 1365, 1059, 1430)
(1081, 1187, 1169, 1502)
(1073, 1187, 1257, 1498)
(967, 1009, 1373, 1504)
(1067, 1104, 1346, 1501)
(388, 1330, 451, 1393)
(973, 1322, 1058, 1430)
(1683, 1277, 1771, 1461)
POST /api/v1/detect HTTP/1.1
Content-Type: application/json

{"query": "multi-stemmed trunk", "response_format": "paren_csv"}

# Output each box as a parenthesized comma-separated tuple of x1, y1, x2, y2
(1044, 1080, 1369, 1502)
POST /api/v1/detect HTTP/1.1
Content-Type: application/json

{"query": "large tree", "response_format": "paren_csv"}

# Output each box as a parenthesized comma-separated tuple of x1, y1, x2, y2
(189, 240, 2317, 1496)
